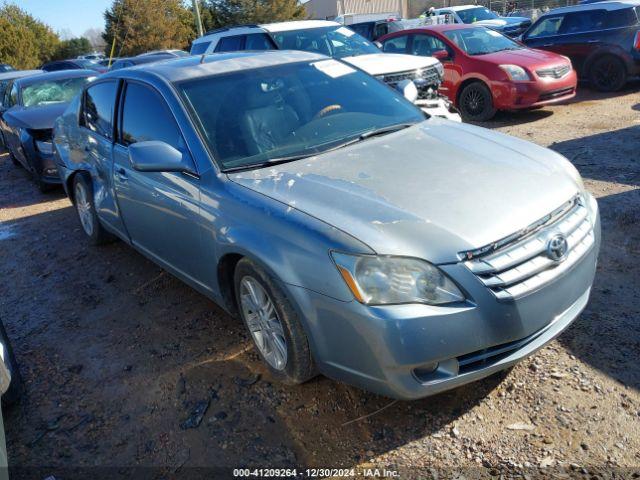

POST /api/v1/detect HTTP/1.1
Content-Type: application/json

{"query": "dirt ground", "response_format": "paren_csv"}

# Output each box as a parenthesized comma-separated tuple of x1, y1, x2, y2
(0, 84, 639, 479)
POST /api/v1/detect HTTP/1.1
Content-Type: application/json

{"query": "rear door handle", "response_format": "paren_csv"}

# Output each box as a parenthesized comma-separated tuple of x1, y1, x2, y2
(116, 167, 127, 181)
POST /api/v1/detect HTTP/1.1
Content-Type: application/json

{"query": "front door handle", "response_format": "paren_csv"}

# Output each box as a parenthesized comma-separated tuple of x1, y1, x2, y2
(116, 167, 127, 181)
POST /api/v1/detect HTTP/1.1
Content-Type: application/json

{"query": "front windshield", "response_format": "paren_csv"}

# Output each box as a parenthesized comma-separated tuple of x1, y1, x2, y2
(178, 60, 424, 171)
(270, 26, 380, 59)
(75, 59, 102, 70)
(457, 7, 499, 23)
(444, 27, 522, 55)
(22, 77, 92, 107)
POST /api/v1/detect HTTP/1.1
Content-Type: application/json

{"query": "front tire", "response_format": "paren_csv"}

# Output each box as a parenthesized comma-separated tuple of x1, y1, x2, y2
(458, 81, 496, 122)
(73, 173, 113, 245)
(588, 55, 626, 92)
(0, 320, 22, 408)
(234, 258, 316, 384)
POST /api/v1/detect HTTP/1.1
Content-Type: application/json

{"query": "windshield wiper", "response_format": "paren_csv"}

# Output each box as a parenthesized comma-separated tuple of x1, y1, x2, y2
(358, 123, 416, 140)
(223, 123, 417, 173)
(223, 153, 315, 173)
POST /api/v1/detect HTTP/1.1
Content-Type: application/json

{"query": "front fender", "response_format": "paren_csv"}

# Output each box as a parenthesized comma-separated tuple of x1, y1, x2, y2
(200, 173, 374, 303)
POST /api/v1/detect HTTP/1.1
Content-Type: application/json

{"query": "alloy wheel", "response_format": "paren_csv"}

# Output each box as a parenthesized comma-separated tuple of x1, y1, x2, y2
(239, 276, 287, 371)
(462, 87, 485, 117)
(75, 182, 94, 236)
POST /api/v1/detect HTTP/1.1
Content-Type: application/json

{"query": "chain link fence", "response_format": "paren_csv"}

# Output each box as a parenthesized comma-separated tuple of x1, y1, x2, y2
(407, 0, 579, 19)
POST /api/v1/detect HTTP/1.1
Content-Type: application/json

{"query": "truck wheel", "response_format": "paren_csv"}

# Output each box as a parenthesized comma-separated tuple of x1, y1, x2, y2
(458, 82, 496, 122)
(72, 173, 114, 245)
(589, 55, 626, 92)
(0, 320, 22, 408)
(234, 258, 316, 384)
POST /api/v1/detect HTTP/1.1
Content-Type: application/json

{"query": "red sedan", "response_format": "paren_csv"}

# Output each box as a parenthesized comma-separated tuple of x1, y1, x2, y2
(378, 24, 578, 121)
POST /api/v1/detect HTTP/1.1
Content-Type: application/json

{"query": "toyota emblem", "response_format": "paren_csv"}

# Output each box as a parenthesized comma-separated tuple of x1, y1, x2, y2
(546, 234, 569, 262)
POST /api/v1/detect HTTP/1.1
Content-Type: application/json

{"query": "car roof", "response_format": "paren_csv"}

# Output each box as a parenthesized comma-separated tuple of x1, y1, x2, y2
(0, 69, 43, 81)
(15, 69, 97, 87)
(101, 50, 327, 84)
(546, 0, 640, 14)
(438, 4, 487, 11)
(261, 20, 341, 32)
(116, 54, 176, 65)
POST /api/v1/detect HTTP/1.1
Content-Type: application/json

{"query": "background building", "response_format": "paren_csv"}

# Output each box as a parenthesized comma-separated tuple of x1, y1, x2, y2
(304, 0, 408, 20)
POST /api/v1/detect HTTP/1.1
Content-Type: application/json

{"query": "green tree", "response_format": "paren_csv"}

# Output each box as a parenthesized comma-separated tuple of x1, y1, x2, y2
(54, 37, 93, 60)
(0, 3, 59, 69)
(103, 0, 196, 57)
(199, 0, 306, 31)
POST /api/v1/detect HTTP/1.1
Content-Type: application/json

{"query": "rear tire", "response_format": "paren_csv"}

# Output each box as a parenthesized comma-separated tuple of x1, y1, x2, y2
(234, 258, 316, 384)
(72, 173, 114, 245)
(588, 55, 626, 92)
(458, 81, 496, 122)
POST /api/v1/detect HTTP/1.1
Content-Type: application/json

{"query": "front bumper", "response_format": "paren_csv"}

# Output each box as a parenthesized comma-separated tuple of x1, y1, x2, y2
(287, 209, 600, 400)
(416, 97, 462, 122)
(492, 70, 578, 110)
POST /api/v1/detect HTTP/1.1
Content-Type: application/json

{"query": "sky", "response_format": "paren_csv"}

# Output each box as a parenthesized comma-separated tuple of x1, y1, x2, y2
(18, 0, 113, 37)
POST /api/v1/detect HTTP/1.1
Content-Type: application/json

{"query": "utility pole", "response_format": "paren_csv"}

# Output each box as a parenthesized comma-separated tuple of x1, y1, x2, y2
(192, 0, 204, 37)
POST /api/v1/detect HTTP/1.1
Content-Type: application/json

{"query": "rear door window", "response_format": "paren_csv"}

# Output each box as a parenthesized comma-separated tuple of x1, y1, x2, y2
(191, 41, 211, 54)
(382, 35, 409, 53)
(244, 33, 276, 50)
(82, 80, 118, 139)
(373, 22, 389, 39)
(559, 10, 606, 34)
(119, 82, 183, 149)
(215, 35, 244, 52)
(411, 34, 449, 56)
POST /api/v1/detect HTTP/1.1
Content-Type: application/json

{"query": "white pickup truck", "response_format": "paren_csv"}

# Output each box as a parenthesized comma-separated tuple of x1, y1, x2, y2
(190, 21, 461, 122)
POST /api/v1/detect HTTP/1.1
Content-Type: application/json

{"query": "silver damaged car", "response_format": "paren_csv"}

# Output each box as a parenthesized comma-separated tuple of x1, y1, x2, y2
(53, 51, 600, 399)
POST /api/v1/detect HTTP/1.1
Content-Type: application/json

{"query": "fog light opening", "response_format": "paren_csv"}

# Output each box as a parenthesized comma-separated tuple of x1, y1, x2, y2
(413, 362, 439, 380)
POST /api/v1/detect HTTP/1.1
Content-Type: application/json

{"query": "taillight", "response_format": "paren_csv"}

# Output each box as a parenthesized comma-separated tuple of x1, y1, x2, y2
(634, 31, 640, 51)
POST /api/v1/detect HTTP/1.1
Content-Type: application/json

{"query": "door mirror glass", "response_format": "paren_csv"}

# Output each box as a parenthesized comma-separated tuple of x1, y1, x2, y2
(128, 141, 194, 173)
(432, 49, 450, 61)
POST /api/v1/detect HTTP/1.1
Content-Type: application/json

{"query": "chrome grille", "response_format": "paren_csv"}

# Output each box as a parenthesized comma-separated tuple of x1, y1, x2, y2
(537, 64, 571, 79)
(378, 65, 441, 89)
(464, 197, 594, 300)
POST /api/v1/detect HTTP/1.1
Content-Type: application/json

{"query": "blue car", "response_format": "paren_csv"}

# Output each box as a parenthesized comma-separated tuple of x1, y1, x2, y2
(53, 51, 600, 399)
(1, 70, 95, 191)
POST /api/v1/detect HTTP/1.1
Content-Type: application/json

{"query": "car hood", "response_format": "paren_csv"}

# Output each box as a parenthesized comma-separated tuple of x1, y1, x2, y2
(343, 53, 438, 76)
(474, 16, 529, 28)
(479, 47, 567, 67)
(229, 119, 580, 263)
(3, 102, 68, 130)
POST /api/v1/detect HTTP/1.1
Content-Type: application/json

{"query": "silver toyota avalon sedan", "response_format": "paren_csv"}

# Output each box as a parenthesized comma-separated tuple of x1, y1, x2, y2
(53, 51, 600, 399)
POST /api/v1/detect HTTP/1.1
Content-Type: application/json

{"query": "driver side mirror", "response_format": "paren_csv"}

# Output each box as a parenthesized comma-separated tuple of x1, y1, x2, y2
(128, 141, 196, 174)
(432, 49, 451, 61)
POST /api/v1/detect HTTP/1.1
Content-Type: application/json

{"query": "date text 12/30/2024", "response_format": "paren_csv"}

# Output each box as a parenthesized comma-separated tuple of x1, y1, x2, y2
(233, 468, 400, 477)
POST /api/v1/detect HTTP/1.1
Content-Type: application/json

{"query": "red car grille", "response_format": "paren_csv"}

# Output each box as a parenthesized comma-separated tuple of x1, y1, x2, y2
(536, 64, 571, 79)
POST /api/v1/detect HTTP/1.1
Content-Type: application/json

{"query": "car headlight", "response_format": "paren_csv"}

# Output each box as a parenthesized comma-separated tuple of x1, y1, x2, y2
(35, 140, 53, 154)
(499, 64, 531, 81)
(434, 62, 444, 78)
(331, 253, 465, 305)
